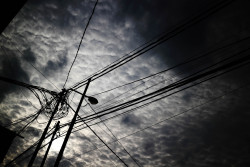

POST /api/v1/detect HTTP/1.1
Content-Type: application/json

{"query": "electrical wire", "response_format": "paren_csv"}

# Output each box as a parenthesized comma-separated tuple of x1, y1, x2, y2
(59, 45, 249, 134)
(17, 97, 57, 134)
(63, 0, 99, 88)
(74, 52, 250, 123)
(53, 80, 250, 162)
(4, 126, 57, 167)
(92, 36, 250, 112)
(87, 102, 142, 167)
(0, 36, 60, 91)
(2, 1, 241, 166)
(59, 51, 250, 133)
(67, 103, 129, 167)
(70, 0, 234, 90)
(60, 46, 250, 129)
(89, 35, 250, 97)
(0, 75, 57, 96)
(3, 112, 39, 128)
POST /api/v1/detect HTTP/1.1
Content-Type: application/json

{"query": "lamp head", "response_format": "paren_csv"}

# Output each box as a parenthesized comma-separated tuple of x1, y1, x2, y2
(87, 96, 98, 105)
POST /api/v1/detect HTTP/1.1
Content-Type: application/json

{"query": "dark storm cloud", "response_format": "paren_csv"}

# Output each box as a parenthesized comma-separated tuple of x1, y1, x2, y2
(25, 126, 40, 137)
(25, 0, 94, 32)
(121, 113, 141, 127)
(113, 0, 208, 62)
(21, 48, 36, 63)
(114, 0, 206, 37)
(0, 49, 30, 102)
(0, 111, 12, 125)
(19, 100, 30, 106)
(43, 54, 68, 76)
(1, 0, 250, 166)
(127, 86, 250, 167)
(164, 105, 250, 166)
(113, 0, 250, 70)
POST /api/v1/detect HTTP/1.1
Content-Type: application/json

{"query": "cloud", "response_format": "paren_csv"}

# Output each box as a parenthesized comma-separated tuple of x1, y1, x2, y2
(121, 113, 141, 127)
(43, 54, 68, 76)
(21, 48, 37, 63)
(1, 0, 250, 166)
(0, 48, 30, 102)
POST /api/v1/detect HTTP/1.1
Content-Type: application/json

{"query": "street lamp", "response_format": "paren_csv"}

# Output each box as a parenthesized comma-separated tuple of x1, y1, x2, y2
(70, 89, 98, 105)
(85, 95, 98, 105)
(54, 79, 97, 167)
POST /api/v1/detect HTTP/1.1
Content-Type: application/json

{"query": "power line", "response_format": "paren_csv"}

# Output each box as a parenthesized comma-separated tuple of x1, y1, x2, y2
(60, 47, 250, 129)
(90, 35, 250, 97)
(4, 126, 57, 167)
(59, 47, 250, 139)
(3, 112, 39, 128)
(17, 112, 41, 135)
(67, 103, 129, 167)
(70, 0, 234, 90)
(0, 35, 60, 91)
(57, 80, 250, 160)
(63, 0, 99, 88)
(18, 66, 244, 166)
(60, 107, 120, 167)
(19, 87, 39, 110)
(0, 75, 57, 96)
(92, 36, 250, 112)
(60, 51, 250, 133)
(74, 52, 250, 122)
(15, 47, 60, 91)
(87, 102, 142, 167)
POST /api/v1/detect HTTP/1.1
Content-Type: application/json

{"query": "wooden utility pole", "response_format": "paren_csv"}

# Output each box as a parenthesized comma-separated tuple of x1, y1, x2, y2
(54, 79, 91, 167)
(40, 121, 60, 167)
(28, 90, 66, 167)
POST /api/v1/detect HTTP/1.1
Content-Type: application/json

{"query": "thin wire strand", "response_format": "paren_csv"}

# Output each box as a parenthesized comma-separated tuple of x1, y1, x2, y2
(67, 104, 129, 167)
(63, 0, 99, 88)
(87, 102, 142, 167)
(0, 34, 60, 91)
(90, 35, 250, 97)
(79, 54, 250, 122)
(58, 80, 250, 159)
(71, 0, 234, 90)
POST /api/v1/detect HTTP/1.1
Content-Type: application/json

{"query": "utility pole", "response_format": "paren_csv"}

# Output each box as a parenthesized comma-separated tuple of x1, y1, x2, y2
(40, 121, 60, 167)
(54, 79, 91, 167)
(28, 90, 66, 167)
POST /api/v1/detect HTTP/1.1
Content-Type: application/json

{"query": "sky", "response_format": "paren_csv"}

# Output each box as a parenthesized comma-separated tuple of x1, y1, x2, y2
(1, 0, 250, 166)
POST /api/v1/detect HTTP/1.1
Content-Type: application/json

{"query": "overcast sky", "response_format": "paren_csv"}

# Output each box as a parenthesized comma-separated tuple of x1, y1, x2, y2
(1, 0, 250, 166)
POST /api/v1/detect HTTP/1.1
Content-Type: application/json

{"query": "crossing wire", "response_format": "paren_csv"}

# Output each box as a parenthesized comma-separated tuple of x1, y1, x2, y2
(63, 0, 99, 88)
(59, 46, 250, 130)
(89, 35, 250, 97)
(16, 61, 242, 163)
(55, 78, 250, 160)
(0, 75, 57, 96)
(92, 36, 250, 113)
(0, 37, 60, 91)
(3, 112, 38, 128)
(73, 52, 250, 123)
(4, 126, 57, 167)
(59, 51, 250, 133)
(67, 104, 129, 167)
(2, 0, 236, 164)
(87, 102, 142, 167)
(70, 0, 234, 90)
(66, 105, 119, 167)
